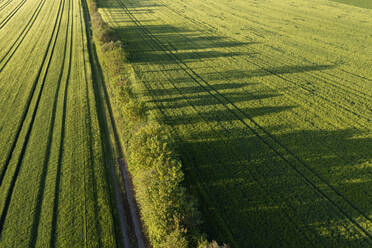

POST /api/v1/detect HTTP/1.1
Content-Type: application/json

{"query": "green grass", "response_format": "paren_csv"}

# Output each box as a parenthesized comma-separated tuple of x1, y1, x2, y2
(330, 0, 372, 9)
(97, 0, 372, 247)
(0, 0, 119, 246)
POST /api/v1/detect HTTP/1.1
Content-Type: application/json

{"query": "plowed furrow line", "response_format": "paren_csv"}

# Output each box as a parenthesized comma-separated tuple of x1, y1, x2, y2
(117, 0, 372, 240)
(0, 0, 66, 234)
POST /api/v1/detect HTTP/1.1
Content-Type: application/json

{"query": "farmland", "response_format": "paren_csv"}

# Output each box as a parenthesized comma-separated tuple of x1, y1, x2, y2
(0, 0, 121, 246)
(330, 0, 372, 9)
(97, 0, 372, 247)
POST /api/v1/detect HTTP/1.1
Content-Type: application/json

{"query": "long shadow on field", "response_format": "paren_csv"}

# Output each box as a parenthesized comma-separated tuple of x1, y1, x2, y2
(107, 22, 257, 64)
(95, 0, 372, 246)
(140, 55, 372, 247)
(179, 126, 372, 248)
(114, 24, 257, 65)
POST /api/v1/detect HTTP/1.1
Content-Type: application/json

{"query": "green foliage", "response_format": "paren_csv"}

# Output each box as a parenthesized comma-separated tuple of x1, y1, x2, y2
(127, 123, 188, 247)
(86, 1, 208, 247)
(121, 98, 146, 124)
(89, 2, 114, 43)
(198, 240, 230, 248)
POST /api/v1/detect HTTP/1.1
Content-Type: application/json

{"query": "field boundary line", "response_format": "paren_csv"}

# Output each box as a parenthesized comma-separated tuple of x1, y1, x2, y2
(81, 0, 142, 246)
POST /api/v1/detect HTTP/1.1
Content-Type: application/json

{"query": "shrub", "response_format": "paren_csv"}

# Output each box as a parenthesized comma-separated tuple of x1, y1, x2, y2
(198, 240, 230, 248)
(127, 123, 188, 247)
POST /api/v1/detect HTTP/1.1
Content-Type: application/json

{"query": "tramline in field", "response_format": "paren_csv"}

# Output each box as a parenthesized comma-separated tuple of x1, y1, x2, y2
(0, 0, 371, 246)
(0, 0, 121, 246)
(97, 0, 372, 246)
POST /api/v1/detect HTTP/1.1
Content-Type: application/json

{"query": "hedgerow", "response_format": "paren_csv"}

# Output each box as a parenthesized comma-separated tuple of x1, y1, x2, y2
(85, 1, 227, 247)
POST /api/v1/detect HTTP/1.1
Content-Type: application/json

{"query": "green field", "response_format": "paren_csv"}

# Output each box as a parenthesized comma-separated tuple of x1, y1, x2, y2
(330, 0, 372, 9)
(0, 0, 120, 246)
(97, 0, 372, 246)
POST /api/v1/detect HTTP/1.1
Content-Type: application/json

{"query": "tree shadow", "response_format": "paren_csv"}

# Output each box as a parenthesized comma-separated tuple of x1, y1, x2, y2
(98, 0, 164, 9)
(179, 126, 372, 247)
(140, 61, 372, 247)
(94, 0, 372, 247)
(112, 24, 257, 65)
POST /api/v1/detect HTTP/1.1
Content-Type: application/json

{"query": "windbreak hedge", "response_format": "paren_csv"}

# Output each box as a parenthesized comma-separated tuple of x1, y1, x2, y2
(85, 1, 227, 247)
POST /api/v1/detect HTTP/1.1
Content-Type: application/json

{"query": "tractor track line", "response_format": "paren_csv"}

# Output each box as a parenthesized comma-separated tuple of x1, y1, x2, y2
(79, 0, 102, 245)
(159, 0, 372, 101)
(27, 0, 72, 244)
(138, 65, 321, 247)
(117, 0, 372, 240)
(49, 0, 73, 244)
(129, 0, 371, 132)
(170, 0, 372, 83)
(137, 8, 370, 132)
(141, 58, 369, 247)
(156, 0, 372, 124)
(142, 64, 368, 245)
(0, 0, 65, 234)
(136, 38, 366, 245)
(0, 0, 13, 11)
(0, 0, 27, 30)
(127, 0, 371, 174)
(145, 16, 372, 183)
(0, 0, 47, 71)
(112, 9, 323, 243)
(0, 0, 48, 128)
(82, 0, 134, 246)
(0, 0, 64, 187)
(178, 54, 372, 239)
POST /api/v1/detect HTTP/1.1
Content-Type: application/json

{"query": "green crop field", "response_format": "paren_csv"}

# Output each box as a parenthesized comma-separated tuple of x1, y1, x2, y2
(97, 0, 372, 246)
(0, 0, 120, 246)
(330, 0, 372, 9)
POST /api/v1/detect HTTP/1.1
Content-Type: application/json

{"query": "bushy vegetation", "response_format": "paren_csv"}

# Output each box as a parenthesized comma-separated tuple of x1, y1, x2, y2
(86, 1, 226, 247)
